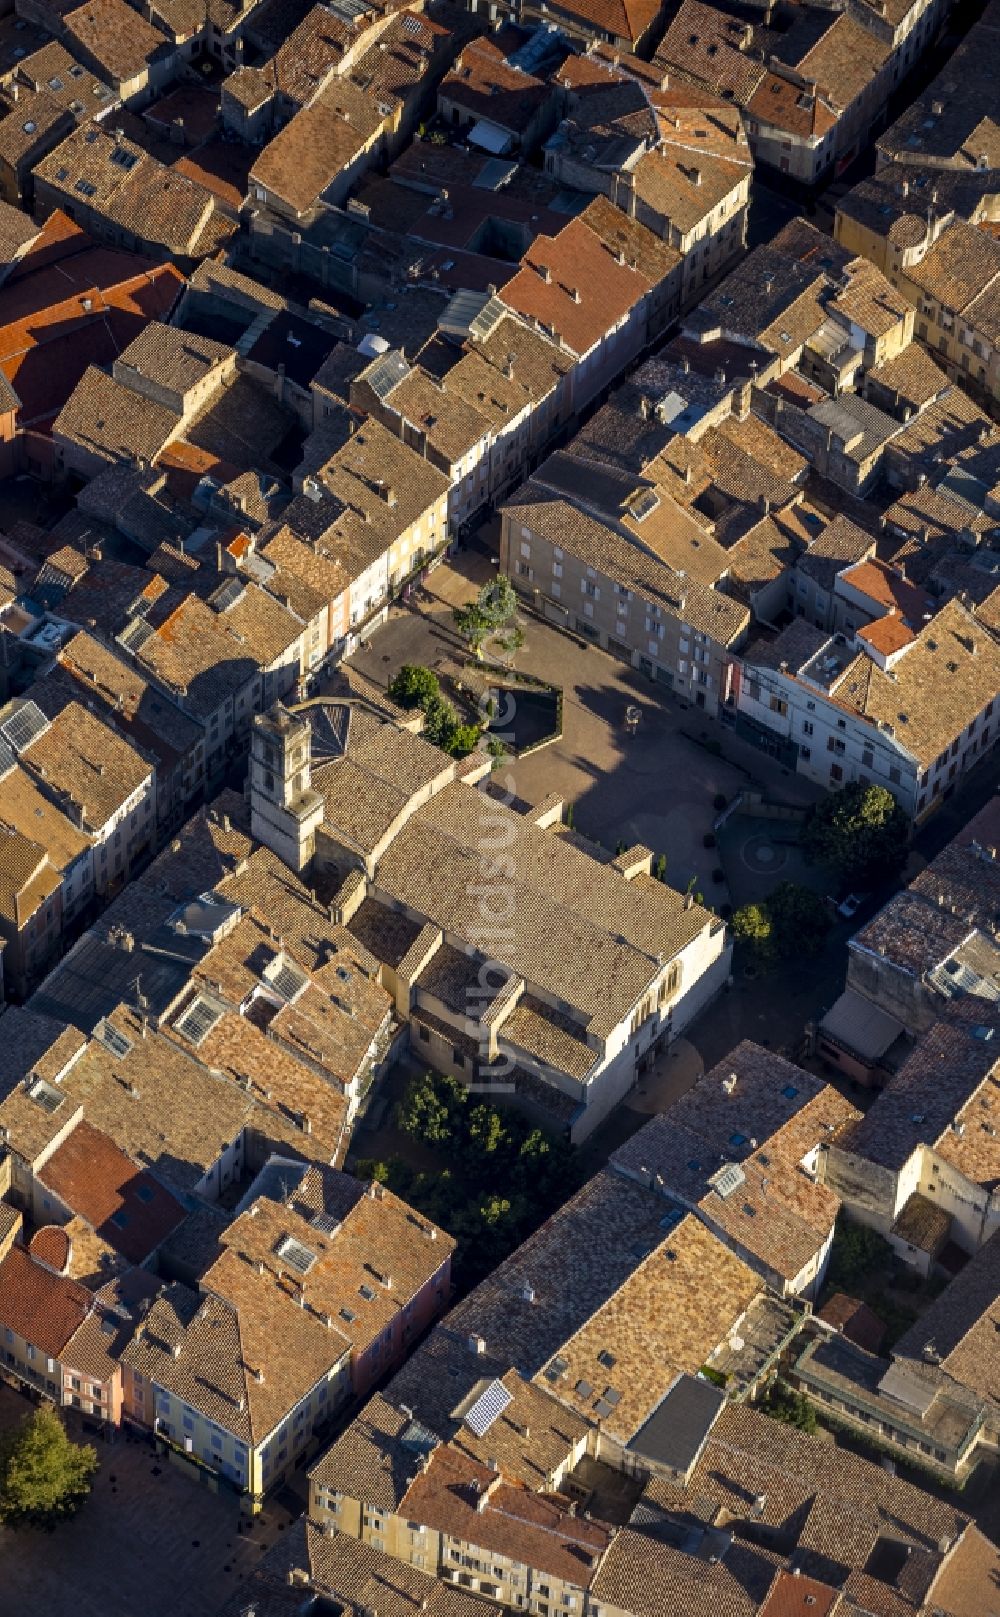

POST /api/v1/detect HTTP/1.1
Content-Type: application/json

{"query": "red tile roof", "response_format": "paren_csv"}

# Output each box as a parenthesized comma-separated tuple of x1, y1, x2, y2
(816, 1292, 886, 1355)
(39, 1119, 186, 1264)
(0, 1242, 91, 1358)
(29, 1225, 72, 1275)
(0, 229, 182, 430)
(501, 217, 651, 357)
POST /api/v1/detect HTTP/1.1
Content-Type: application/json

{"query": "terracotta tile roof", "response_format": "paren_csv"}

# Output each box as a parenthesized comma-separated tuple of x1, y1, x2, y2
(20, 699, 151, 834)
(38, 1118, 186, 1263)
(909, 219, 1000, 315)
(924, 1523, 1000, 1616)
(400, 1443, 613, 1588)
(23, 1007, 324, 1199)
(304, 1521, 501, 1617)
(0, 826, 60, 926)
(439, 38, 549, 134)
(250, 79, 386, 218)
(838, 558, 933, 623)
(796, 14, 890, 112)
(842, 1018, 1000, 1173)
(538, 1211, 763, 1439)
(500, 217, 652, 359)
(817, 1292, 886, 1354)
(29, 1224, 71, 1274)
(123, 1277, 339, 1445)
(594, 1528, 782, 1617)
(309, 1393, 422, 1511)
(506, 478, 748, 647)
(53, 364, 180, 466)
(631, 141, 750, 239)
(673, 1402, 969, 1581)
(831, 597, 1000, 768)
(0, 199, 41, 270)
(655, 1, 766, 103)
(63, 0, 171, 86)
(757, 1569, 840, 1617)
(373, 780, 713, 1041)
(210, 1169, 453, 1355)
(0, 1242, 91, 1358)
(612, 1043, 860, 1282)
(35, 125, 221, 258)
(893, 1230, 1000, 1412)
(552, 0, 661, 46)
(855, 614, 915, 657)
(748, 72, 837, 141)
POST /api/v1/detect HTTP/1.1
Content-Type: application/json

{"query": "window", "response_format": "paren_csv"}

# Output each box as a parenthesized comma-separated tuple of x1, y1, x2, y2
(769, 695, 787, 717)
(830, 763, 843, 782)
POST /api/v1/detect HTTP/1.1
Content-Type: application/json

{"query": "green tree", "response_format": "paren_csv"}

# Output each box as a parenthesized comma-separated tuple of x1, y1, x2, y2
(420, 693, 459, 749)
(446, 722, 482, 758)
(467, 1103, 508, 1159)
(0, 1407, 97, 1529)
(454, 578, 519, 658)
(654, 853, 667, 883)
(398, 1071, 466, 1146)
(731, 901, 774, 960)
(767, 881, 831, 959)
(803, 783, 908, 884)
(827, 1219, 893, 1293)
(764, 1381, 817, 1435)
(388, 664, 440, 709)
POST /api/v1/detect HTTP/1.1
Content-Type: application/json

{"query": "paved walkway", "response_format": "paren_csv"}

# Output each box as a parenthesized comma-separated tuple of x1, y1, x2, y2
(0, 1387, 298, 1617)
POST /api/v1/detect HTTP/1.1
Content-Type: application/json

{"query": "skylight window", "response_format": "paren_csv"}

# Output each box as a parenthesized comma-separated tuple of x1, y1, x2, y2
(29, 1078, 63, 1114)
(173, 994, 223, 1047)
(264, 952, 309, 1003)
(277, 1234, 316, 1276)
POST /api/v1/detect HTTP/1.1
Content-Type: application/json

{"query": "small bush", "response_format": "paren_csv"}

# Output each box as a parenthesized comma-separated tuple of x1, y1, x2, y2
(703, 832, 716, 849)
(713, 792, 728, 811)
(712, 867, 725, 883)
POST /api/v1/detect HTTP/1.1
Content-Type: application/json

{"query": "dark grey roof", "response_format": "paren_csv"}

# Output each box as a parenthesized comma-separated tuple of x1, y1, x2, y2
(627, 1372, 726, 1473)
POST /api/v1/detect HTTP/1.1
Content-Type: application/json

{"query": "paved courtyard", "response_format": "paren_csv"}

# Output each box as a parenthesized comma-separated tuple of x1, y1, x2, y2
(347, 551, 821, 905)
(0, 1386, 299, 1617)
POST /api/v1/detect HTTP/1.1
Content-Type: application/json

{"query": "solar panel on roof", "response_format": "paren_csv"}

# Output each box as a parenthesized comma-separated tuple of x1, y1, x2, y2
(464, 1379, 513, 1438)
(0, 739, 14, 777)
(0, 700, 49, 755)
(312, 1211, 341, 1236)
(403, 12, 421, 30)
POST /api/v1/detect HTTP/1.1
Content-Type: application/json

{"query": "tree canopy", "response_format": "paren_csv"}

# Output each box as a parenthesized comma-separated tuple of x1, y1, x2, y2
(803, 783, 908, 884)
(386, 665, 481, 757)
(356, 1070, 579, 1290)
(732, 882, 830, 966)
(454, 578, 519, 658)
(0, 1406, 97, 1529)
